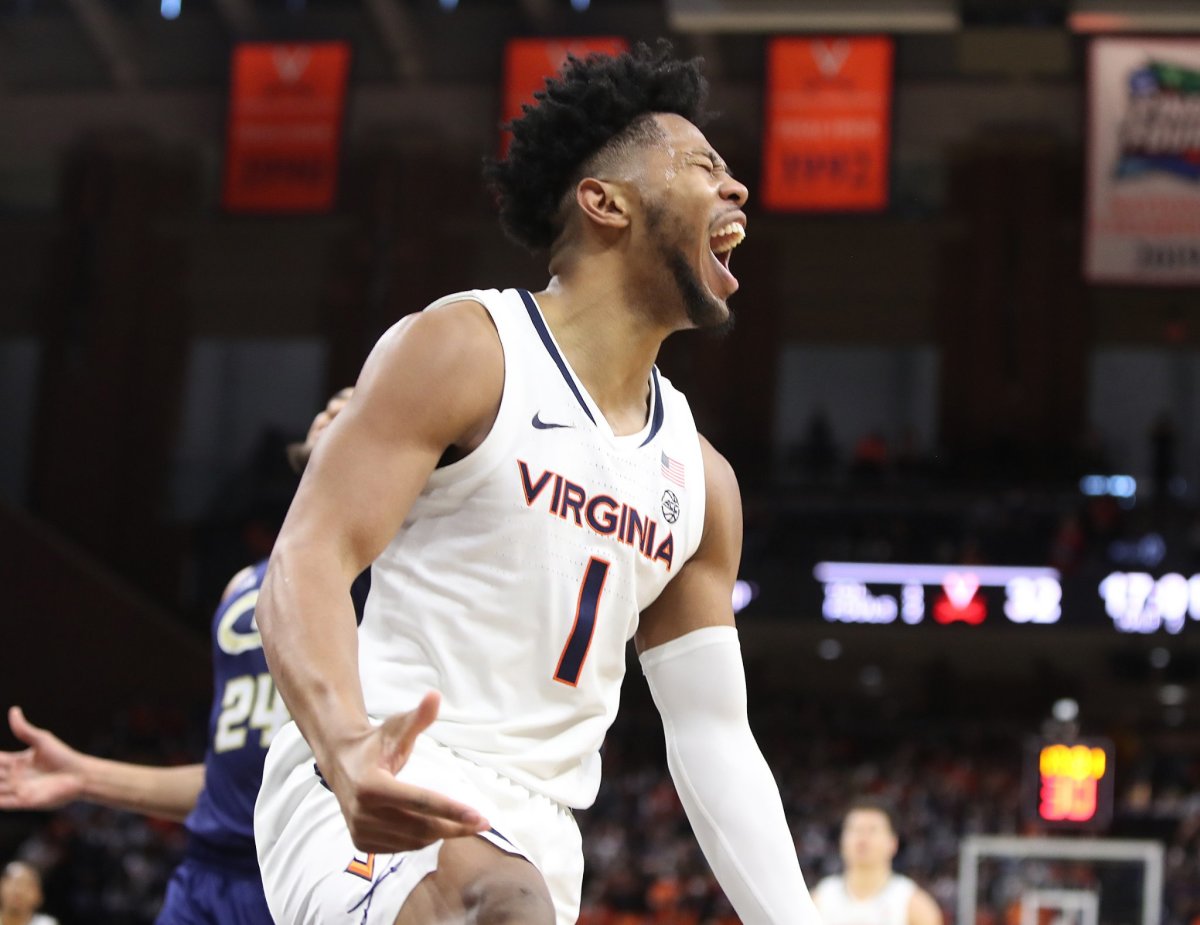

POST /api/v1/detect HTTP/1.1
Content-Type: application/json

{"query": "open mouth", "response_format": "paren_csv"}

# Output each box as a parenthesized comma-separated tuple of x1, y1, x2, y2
(709, 221, 746, 269)
(707, 220, 747, 293)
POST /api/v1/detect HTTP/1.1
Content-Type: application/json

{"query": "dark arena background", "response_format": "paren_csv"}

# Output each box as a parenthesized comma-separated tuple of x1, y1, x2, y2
(2, 1, 1200, 923)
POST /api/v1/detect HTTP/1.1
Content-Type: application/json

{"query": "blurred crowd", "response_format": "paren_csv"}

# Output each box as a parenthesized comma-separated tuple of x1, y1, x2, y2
(749, 467, 1200, 587)
(6, 700, 1200, 925)
(768, 407, 1200, 579)
(577, 703, 1021, 925)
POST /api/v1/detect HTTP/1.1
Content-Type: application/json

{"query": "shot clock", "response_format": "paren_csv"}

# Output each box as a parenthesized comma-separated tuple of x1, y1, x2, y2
(1023, 738, 1115, 831)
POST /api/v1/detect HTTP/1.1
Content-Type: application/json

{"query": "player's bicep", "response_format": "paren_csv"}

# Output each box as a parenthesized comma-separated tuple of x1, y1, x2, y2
(635, 437, 742, 653)
(278, 302, 503, 575)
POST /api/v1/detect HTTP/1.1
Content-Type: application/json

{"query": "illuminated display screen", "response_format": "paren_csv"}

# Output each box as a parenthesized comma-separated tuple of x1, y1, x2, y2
(1023, 738, 1114, 830)
(807, 562, 1200, 635)
(1100, 571, 1200, 634)
(814, 562, 1062, 627)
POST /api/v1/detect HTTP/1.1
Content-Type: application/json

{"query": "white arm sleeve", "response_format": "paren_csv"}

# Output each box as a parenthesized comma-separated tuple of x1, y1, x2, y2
(640, 625, 821, 925)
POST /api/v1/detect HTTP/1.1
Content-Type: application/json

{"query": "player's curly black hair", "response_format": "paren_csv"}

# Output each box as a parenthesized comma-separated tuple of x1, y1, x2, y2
(484, 40, 711, 251)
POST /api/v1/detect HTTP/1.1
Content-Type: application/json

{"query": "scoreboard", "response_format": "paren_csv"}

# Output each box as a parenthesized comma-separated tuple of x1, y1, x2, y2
(814, 562, 1062, 626)
(1022, 738, 1116, 830)
(1100, 571, 1200, 634)
(805, 561, 1200, 635)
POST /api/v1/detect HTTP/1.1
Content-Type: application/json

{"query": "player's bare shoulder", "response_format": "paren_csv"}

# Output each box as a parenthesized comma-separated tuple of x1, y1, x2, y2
(359, 297, 504, 453)
(908, 886, 944, 925)
(697, 434, 743, 572)
(374, 298, 502, 387)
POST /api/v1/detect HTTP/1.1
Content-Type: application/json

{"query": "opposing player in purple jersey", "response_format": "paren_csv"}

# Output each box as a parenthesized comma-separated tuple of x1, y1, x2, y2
(0, 390, 354, 925)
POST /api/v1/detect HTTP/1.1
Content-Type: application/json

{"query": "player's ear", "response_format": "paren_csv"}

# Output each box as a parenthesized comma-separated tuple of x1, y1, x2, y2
(575, 178, 631, 231)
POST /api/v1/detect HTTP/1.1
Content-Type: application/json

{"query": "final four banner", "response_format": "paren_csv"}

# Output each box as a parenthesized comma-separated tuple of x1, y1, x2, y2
(762, 36, 894, 212)
(501, 38, 629, 155)
(222, 42, 352, 214)
(1086, 38, 1200, 285)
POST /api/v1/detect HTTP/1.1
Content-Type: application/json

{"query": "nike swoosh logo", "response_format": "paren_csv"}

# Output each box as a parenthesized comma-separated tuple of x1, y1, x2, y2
(532, 412, 572, 430)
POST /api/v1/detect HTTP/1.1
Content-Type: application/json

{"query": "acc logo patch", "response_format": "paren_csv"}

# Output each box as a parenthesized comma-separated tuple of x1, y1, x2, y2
(661, 489, 680, 524)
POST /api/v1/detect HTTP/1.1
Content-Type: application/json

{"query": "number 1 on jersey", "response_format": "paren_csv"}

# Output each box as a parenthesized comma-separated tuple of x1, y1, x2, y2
(554, 557, 611, 686)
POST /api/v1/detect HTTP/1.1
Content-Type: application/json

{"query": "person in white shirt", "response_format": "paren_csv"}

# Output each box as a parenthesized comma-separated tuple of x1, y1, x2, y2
(0, 861, 58, 925)
(813, 799, 943, 925)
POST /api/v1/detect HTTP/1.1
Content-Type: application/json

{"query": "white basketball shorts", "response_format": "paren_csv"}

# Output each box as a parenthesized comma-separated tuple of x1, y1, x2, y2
(254, 722, 584, 925)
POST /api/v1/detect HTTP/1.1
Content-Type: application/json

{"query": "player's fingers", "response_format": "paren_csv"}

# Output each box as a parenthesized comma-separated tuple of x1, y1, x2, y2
(390, 807, 491, 842)
(0, 778, 37, 807)
(409, 691, 440, 735)
(402, 691, 440, 735)
(0, 788, 50, 811)
(347, 800, 489, 854)
(349, 811, 489, 854)
(0, 774, 38, 800)
(380, 692, 441, 767)
(0, 750, 31, 779)
(357, 810, 485, 845)
(8, 707, 43, 746)
(360, 777, 487, 829)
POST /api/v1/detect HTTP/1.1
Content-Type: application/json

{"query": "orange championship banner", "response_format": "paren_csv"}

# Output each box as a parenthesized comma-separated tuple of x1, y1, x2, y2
(762, 36, 894, 212)
(222, 41, 352, 214)
(501, 37, 628, 154)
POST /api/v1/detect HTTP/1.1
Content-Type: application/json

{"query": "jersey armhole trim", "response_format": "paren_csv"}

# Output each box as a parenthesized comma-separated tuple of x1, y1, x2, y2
(422, 291, 513, 488)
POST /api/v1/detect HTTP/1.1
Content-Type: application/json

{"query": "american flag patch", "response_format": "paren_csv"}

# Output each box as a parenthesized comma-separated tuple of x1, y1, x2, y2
(660, 451, 685, 487)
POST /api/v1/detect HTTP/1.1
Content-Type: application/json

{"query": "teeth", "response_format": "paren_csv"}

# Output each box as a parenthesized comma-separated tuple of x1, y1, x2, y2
(710, 222, 747, 255)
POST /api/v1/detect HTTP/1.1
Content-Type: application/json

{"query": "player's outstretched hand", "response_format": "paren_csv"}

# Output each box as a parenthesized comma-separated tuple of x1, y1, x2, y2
(325, 691, 490, 853)
(0, 706, 88, 811)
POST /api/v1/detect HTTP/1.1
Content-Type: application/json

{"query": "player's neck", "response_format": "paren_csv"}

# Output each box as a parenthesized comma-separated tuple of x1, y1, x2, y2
(533, 273, 669, 436)
(845, 865, 892, 899)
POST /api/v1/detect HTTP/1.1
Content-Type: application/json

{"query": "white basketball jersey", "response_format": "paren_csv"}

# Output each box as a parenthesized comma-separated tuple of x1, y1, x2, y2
(357, 288, 706, 809)
(813, 875, 917, 925)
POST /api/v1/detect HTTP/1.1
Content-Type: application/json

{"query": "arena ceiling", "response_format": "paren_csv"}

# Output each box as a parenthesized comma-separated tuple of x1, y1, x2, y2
(2, 0, 1198, 92)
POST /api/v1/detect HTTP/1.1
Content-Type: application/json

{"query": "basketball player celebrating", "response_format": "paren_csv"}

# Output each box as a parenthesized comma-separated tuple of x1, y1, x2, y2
(813, 800, 943, 925)
(0, 392, 352, 925)
(253, 42, 819, 925)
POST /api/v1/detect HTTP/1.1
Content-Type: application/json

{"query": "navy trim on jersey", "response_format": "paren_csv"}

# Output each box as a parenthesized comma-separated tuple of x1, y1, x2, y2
(518, 289, 666, 444)
(639, 367, 665, 447)
(517, 289, 597, 425)
(350, 568, 372, 627)
(348, 856, 408, 921)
